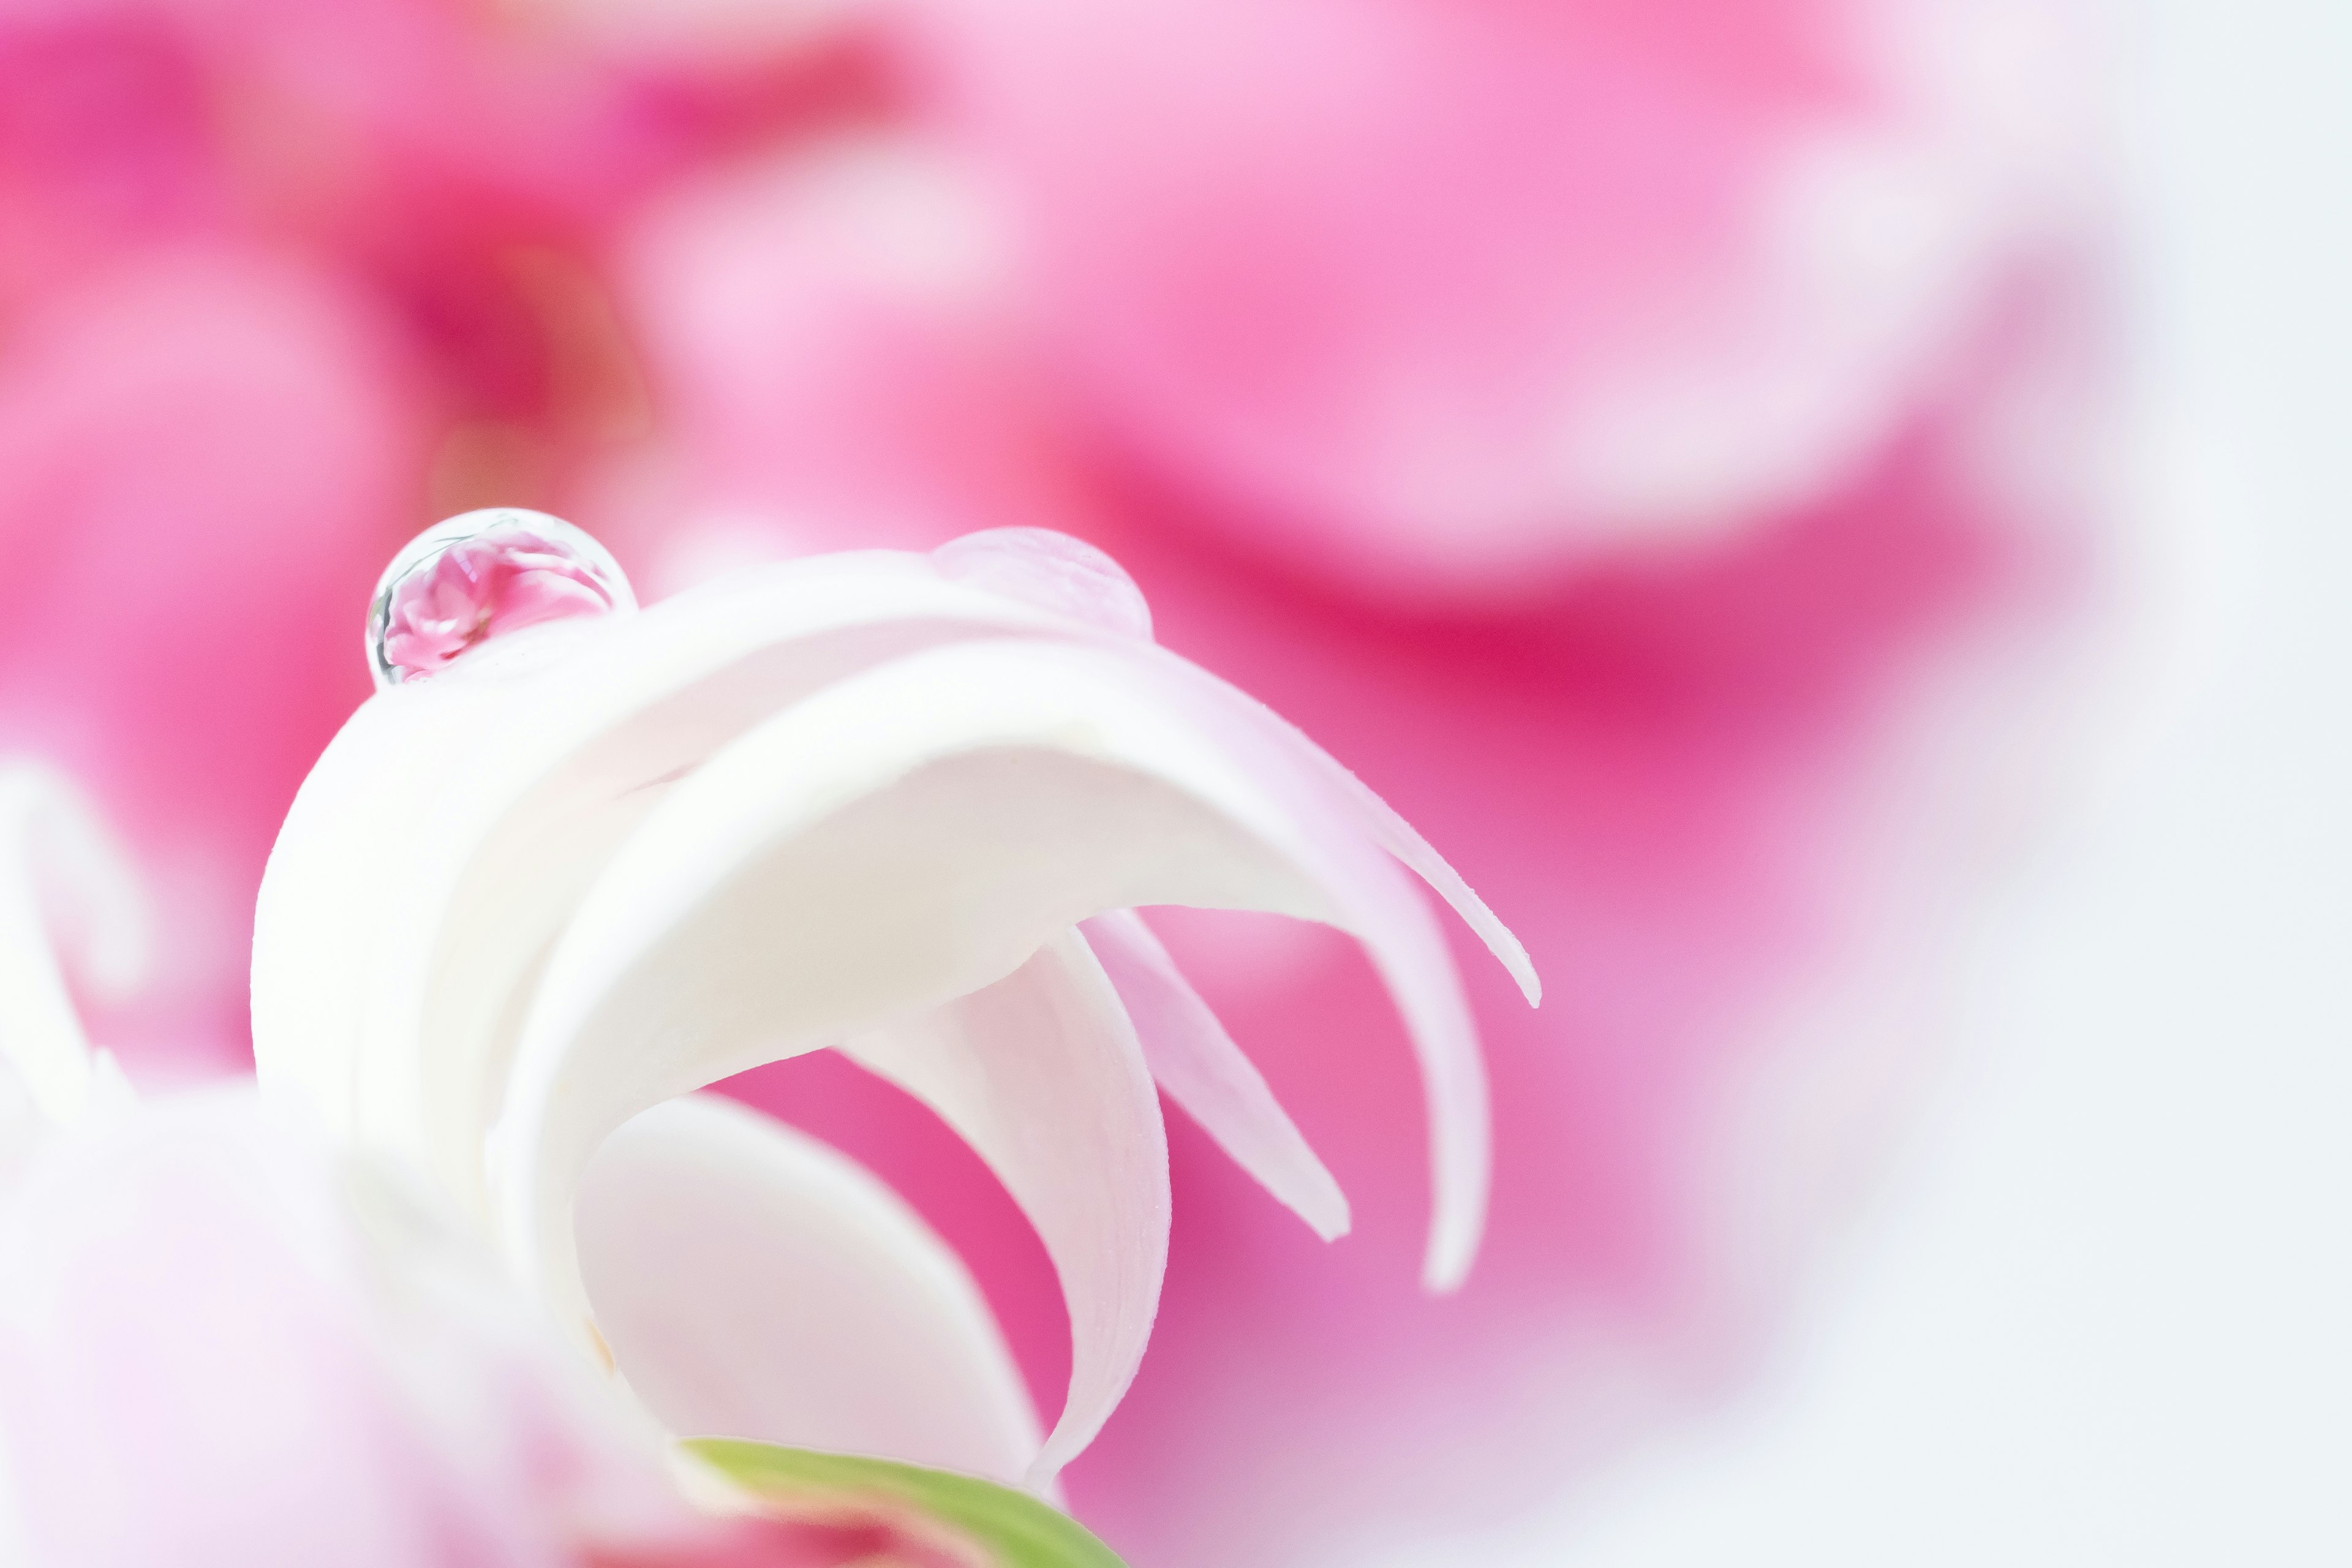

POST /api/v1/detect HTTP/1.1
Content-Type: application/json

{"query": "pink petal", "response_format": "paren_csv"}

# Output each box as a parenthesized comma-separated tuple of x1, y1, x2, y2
(0, 1090, 712, 1568)
(588, 136, 1079, 570)
(0, 248, 420, 1074)
(894, 0, 2096, 597)
(1082, 909, 1347, 1243)
(0, 9, 219, 317)
(577, 1093, 1044, 1484)
(840, 932, 1167, 1488)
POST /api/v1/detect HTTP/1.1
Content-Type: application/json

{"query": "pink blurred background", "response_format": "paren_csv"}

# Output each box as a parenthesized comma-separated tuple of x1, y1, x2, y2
(2, 0, 2340, 1562)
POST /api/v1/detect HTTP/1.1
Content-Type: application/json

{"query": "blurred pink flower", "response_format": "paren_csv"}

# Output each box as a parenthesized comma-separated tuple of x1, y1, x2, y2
(0, 1087, 986, 1568)
(0, 0, 2106, 1562)
(1059, 309, 2094, 1562)
(669, 375, 2094, 1562)
(0, 763, 723, 1567)
(0, 1087, 696, 1568)
(0, 246, 420, 1069)
(0, 0, 810, 1066)
(885, 0, 2100, 598)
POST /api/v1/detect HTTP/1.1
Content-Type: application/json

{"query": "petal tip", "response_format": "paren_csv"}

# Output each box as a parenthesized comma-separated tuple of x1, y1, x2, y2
(1305, 1183, 1353, 1244)
(1420, 1243, 1477, 1295)
(1420, 1183, 1485, 1294)
(1493, 931, 1542, 1007)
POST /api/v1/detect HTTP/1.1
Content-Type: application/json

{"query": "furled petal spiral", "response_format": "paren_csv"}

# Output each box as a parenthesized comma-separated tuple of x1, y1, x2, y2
(254, 529, 1535, 1480)
(488, 629, 1499, 1294)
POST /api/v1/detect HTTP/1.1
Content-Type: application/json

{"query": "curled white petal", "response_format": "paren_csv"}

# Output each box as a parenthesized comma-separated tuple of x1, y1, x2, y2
(491, 633, 1487, 1312)
(842, 932, 1165, 1487)
(1125, 650, 1540, 1009)
(0, 764, 149, 1126)
(257, 556, 1080, 1210)
(1082, 909, 1348, 1242)
(578, 1093, 1044, 1484)
(255, 538, 1536, 1474)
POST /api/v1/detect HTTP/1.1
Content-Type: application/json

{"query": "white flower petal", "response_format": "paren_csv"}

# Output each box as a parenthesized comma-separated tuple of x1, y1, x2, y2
(933, 534, 1535, 1005)
(252, 692, 512, 1138)
(255, 555, 1078, 1210)
(485, 633, 1319, 1310)
(489, 635, 1487, 1401)
(925, 530, 1532, 1014)
(1127, 648, 1542, 1009)
(1080, 909, 1348, 1242)
(256, 538, 1534, 1476)
(840, 931, 1166, 1487)
(0, 764, 149, 1126)
(576, 1093, 1044, 1485)
(260, 553, 1523, 1264)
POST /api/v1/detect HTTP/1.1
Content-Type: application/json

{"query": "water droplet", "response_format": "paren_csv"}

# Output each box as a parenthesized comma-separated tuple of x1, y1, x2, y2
(368, 510, 635, 689)
(930, 528, 1153, 640)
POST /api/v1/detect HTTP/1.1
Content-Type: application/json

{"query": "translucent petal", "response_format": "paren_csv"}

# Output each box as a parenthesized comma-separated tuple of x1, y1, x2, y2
(1080, 910, 1347, 1242)
(930, 527, 1153, 640)
(1120, 647, 1541, 1009)
(841, 932, 1166, 1487)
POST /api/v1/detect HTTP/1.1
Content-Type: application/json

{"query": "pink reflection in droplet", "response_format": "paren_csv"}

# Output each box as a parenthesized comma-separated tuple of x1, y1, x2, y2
(371, 510, 632, 687)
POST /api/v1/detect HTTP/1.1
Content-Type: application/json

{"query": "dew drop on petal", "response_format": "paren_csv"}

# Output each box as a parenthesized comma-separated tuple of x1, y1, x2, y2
(368, 509, 636, 689)
(930, 527, 1154, 641)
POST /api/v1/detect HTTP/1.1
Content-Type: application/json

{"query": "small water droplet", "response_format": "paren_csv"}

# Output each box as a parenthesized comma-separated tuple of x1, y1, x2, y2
(368, 509, 635, 689)
(930, 527, 1153, 640)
